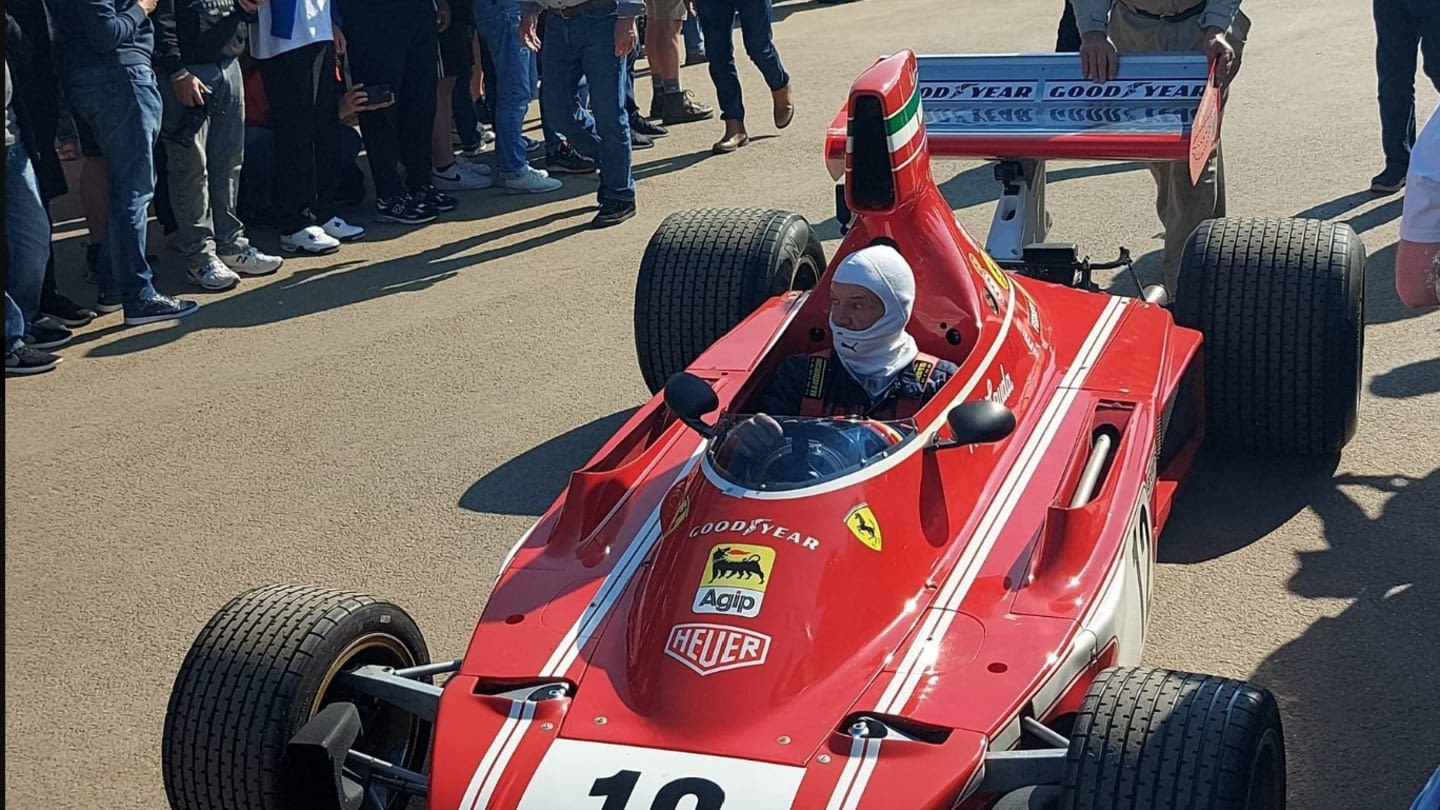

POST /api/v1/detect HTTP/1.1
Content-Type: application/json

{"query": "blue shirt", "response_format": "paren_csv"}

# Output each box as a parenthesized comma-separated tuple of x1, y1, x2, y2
(49, 0, 155, 73)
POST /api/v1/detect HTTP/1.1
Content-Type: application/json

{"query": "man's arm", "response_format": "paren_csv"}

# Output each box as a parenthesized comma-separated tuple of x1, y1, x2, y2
(1198, 0, 1242, 35)
(1068, 0, 1109, 34)
(753, 355, 809, 416)
(69, 0, 152, 53)
(152, 0, 183, 78)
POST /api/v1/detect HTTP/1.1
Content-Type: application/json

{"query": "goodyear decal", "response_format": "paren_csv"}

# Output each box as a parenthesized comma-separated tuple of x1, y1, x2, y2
(693, 544, 774, 619)
(845, 504, 883, 551)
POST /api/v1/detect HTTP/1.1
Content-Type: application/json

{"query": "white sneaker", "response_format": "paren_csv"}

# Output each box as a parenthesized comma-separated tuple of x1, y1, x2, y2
(219, 245, 284, 276)
(433, 161, 495, 190)
(280, 225, 341, 255)
(187, 256, 242, 291)
(321, 216, 366, 242)
(503, 166, 563, 195)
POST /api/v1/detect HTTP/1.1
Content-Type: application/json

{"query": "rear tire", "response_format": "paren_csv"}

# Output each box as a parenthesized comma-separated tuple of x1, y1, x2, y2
(634, 208, 826, 394)
(161, 584, 430, 810)
(1174, 217, 1365, 456)
(1059, 667, 1286, 810)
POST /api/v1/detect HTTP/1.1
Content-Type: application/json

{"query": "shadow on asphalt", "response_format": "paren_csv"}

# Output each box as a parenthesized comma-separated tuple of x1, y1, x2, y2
(1250, 466, 1440, 810)
(458, 407, 639, 516)
(1369, 357, 1440, 398)
(1158, 450, 1340, 565)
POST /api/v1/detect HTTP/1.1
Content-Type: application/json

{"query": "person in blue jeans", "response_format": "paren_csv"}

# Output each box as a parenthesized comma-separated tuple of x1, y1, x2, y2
(1370, 0, 1440, 194)
(7, 60, 63, 375)
(522, 0, 641, 228)
(475, 0, 564, 193)
(695, 0, 793, 155)
(48, 0, 199, 326)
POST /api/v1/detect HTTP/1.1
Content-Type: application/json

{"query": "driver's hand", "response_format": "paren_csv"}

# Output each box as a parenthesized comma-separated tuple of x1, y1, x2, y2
(729, 414, 785, 457)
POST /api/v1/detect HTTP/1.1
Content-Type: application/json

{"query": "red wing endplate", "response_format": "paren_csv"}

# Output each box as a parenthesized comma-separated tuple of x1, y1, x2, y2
(826, 51, 1218, 181)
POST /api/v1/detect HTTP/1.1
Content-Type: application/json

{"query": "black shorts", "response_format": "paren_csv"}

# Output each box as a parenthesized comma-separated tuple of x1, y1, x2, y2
(71, 110, 104, 158)
(438, 22, 474, 77)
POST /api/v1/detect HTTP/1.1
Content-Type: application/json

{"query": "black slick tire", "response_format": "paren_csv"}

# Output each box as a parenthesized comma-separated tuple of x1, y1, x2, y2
(634, 208, 826, 395)
(1174, 217, 1365, 456)
(1059, 666, 1286, 810)
(161, 584, 430, 810)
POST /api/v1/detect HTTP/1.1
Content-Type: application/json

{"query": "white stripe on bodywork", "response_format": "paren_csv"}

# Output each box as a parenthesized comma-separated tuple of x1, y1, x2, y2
(460, 700, 536, 810)
(827, 296, 1130, 808)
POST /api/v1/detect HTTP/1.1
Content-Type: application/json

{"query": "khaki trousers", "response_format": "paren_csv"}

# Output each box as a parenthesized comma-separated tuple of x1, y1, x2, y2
(1107, 2, 1251, 289)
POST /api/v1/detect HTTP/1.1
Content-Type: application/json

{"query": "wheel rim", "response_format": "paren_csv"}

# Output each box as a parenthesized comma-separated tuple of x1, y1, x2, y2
(1244, 730, 1283, 809)
(310, 633, 425, 809)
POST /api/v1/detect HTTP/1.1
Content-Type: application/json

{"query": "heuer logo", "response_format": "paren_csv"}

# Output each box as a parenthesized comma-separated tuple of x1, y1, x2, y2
(665, 623, 771, 676)
(693, 544, 773, 618)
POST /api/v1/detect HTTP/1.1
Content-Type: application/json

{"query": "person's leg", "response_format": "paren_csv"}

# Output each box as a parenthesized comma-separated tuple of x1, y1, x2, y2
(735, 0, 790, 127)
(698, 0, 742, 117)
(399, 13, 442, 195)
(347, 6, 410, 203)
(238, 126, 276, 220)
(311, 42, 357, 238)
(66, 66, 166, 310)
(578, 9, 635, 225)
(474, 4, 529, 178)
(1373, 0, 1420, 190)
(153, 138, 179, 238)
(6, 141, 54, 346)
(1417, 2, 1440, 94)
(209, 59, 252, 257)
(72, 112, 109, 267)
(159, 62, 225, 282)
(649, 0, 713, 124)
(683, 12, 706, 62)
(260, 43, 323, 237)
(1055, 0, 1081, 52)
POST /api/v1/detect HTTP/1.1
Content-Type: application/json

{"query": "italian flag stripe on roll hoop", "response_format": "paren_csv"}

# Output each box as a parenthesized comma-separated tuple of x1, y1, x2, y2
(885, 85, 922, 155)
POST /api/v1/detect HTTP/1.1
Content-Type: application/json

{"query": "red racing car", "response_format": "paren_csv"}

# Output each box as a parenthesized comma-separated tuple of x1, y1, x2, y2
(161, 49, 1364, 810)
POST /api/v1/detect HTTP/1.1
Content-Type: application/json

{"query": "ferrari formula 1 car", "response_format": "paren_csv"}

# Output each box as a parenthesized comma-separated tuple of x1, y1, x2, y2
(161, 50, 1364, 810)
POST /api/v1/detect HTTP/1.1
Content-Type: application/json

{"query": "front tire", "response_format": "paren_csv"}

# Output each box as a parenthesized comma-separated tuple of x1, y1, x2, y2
(1059, 667, 1286, 810)
(161, 584, 430, 810)
(633, 208, 826, 394)
(1174, 217, 1365, 456)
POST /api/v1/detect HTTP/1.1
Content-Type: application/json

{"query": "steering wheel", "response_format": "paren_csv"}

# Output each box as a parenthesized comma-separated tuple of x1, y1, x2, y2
(749, 421, 853, 486)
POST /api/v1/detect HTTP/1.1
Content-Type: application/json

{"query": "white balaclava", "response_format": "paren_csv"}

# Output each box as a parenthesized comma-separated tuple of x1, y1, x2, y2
(828, 245, 919, 397)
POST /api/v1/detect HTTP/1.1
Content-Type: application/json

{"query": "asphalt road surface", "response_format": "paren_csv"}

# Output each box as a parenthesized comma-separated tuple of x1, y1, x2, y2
(5, 1, 1438, 808)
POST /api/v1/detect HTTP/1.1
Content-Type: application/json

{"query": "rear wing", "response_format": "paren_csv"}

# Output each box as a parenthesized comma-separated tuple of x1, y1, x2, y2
(824, 51, 1217, 181)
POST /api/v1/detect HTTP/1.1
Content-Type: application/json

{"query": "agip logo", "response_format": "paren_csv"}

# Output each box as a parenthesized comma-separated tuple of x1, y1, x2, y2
(692, 544, 774, 619)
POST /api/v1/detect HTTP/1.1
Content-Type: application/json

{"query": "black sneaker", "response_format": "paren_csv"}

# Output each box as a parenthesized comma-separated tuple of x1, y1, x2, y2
(632, 130, 655, 150)
(5, 345, 61, 376)
(123, 294, 200, 326)
(591, 200, 636, 229)
(41, 293, 97, 327)
(375, 194, 439, 225)
(417, 185, 458, 213)
(94, 293, 123, 314)
(631, 113, 668, 139)
(546, 143, 598, 175)
(1371, 165, 1407, 194)
(24, 319, 74, 349)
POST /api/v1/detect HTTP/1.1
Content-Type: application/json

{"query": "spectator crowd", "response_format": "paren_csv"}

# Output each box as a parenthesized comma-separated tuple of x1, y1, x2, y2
(8, 0, 1436, 379)
(5, 0, 798, 375)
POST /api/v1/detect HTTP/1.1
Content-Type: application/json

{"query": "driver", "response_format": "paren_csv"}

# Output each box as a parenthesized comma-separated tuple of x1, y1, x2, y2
(728, 244, 959, 456)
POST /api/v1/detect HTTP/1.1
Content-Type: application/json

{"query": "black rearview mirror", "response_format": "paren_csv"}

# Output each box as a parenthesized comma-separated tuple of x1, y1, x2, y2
(937, 400, 1016, 449)
(664, 372, 719, 438)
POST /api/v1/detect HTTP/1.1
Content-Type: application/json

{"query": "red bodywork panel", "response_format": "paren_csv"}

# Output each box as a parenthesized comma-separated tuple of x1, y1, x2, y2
(428, 50, 1209, 810)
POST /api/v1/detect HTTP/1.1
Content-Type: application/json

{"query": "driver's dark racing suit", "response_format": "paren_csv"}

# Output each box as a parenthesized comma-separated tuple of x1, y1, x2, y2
(753, 350, 959, 420)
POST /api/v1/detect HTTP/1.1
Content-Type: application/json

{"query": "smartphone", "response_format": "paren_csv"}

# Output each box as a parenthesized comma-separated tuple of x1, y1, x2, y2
(364, 83, 395, 105)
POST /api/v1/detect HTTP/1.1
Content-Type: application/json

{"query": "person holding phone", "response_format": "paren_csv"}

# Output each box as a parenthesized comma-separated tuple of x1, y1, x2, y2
(155, 0, 286, 290)
(336, 0, 460, 226)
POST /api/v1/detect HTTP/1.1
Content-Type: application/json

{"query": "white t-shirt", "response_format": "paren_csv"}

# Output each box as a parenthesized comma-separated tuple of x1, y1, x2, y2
(250, 0, 334, 60)
(1401, 107, 1440, 243)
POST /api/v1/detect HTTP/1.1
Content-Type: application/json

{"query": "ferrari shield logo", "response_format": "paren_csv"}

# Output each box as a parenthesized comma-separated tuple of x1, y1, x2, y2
(845, 505, 882, 551)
